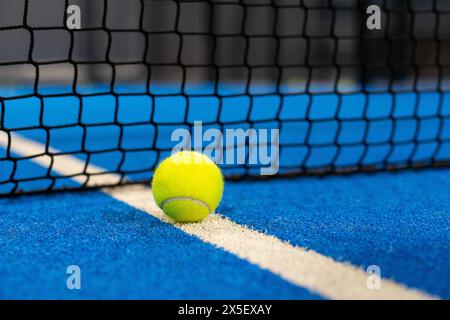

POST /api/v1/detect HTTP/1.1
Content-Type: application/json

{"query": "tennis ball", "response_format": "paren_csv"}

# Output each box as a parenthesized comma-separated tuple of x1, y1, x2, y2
(152, 151, 224, 223)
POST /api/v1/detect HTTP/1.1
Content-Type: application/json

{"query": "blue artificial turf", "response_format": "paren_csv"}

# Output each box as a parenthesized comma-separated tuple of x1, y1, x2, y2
(1, 84, 449, 299)
(1, 168, 447, 299)
(219, 168, 450, 299)
(0, 189, 321, 299)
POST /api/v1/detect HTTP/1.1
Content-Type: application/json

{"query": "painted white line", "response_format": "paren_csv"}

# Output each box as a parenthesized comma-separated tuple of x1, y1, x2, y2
(106, 185, 436, 300)
(1, 133, 437, 299)
(0, 133, 121, 186)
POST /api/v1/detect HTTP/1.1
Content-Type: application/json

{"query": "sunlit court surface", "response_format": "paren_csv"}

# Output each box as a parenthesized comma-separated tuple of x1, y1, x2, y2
(0, 0, 449, 303)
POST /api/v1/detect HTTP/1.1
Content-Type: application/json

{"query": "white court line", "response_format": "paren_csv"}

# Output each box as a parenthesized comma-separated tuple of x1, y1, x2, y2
(0, 132, 121, 187)
(0, 133, 437, 300)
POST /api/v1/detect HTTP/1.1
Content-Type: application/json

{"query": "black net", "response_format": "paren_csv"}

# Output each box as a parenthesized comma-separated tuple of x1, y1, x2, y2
(0, 0, 449, 195)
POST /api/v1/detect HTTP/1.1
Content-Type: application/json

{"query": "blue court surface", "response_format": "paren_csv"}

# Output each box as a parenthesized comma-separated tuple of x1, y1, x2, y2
(0, 85, 449, 299)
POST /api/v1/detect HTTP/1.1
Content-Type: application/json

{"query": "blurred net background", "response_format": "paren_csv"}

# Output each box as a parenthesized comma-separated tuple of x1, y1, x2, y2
(0, 0, 449, 195)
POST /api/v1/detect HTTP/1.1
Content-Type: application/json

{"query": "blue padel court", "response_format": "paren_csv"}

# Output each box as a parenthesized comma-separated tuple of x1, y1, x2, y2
(1, 0, 450, 301)
(0, 85, 449, 299)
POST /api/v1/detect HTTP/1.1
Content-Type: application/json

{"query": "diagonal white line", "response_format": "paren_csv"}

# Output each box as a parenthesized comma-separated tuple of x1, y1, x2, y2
(0, 133, 438, 299)
(0, 132, 121, 187)
(106, 185, 436, 300)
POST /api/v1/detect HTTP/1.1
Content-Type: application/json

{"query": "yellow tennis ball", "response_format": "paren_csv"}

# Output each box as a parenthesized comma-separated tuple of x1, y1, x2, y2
(152, 151, 224, 223)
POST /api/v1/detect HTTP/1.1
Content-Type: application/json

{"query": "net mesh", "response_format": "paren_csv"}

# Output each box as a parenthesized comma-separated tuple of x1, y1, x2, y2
(0, 0, 449, 195)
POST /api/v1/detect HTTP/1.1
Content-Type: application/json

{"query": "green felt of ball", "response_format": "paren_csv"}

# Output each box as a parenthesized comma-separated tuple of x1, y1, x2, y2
(152, 151, 224, 223)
